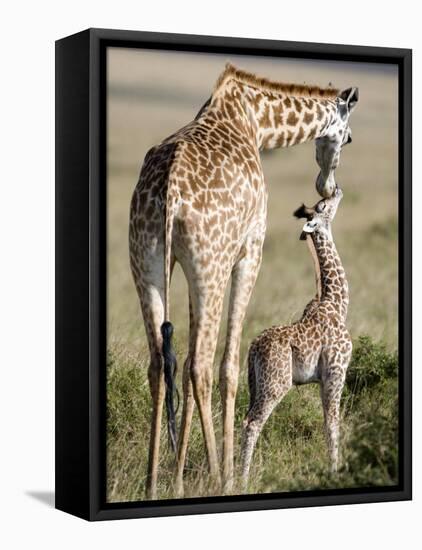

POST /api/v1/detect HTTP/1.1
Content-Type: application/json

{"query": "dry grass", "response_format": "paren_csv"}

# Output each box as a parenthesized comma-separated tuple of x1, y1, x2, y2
(106, 49, 398, 502)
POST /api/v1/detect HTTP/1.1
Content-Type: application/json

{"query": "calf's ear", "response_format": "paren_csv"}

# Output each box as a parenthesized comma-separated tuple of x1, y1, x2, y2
(293, 203, 314, 220)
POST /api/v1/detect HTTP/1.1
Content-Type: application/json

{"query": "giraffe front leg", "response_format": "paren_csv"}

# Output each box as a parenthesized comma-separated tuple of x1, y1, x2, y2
(320, 350, 350, 473)
(322, 393, 341, 473)
(219, 230, 264, 494)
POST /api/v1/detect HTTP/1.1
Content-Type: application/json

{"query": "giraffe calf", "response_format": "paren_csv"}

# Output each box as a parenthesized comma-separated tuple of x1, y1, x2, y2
(240, 187, 352, 489)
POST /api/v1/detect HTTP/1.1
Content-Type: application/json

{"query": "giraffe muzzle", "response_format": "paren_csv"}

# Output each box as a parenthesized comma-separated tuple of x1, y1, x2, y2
(316, 170, 337, 199)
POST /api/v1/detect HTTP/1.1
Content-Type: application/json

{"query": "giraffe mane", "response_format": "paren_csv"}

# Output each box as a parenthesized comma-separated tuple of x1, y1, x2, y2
(213, 63, 339, 99)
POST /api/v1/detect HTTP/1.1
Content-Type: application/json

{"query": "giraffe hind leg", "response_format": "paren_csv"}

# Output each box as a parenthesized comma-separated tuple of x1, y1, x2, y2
(138, 282, 166, 500)
(174, 356, 195, 497)
(240, 397, 282, 492)
(175, 296, 196, 497)
(176, 269, 229, 494)
(219, 229, 264, 493)
(240, 344, 292, 491)
(131, 244, 175, 500)
(189, 303, 225, 492)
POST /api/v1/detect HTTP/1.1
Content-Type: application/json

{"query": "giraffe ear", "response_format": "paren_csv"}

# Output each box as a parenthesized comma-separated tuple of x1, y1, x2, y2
(293, 203, 315, 220)
(339, 87, 359, 113)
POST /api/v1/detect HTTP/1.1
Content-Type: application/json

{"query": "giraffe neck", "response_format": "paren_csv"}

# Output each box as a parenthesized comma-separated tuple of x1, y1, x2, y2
(306, 234, 322, 301)
(312, 231, 349, 319)
(213, 80, 338, 150)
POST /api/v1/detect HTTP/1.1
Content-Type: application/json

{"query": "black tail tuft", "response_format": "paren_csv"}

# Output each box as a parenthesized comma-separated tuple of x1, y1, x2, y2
(161, 321, 178, 453)
(246, 349, 257, 417)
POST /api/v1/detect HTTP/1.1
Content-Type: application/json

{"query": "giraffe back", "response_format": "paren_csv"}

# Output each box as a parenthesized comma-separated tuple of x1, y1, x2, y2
(130, 104, 268, 281)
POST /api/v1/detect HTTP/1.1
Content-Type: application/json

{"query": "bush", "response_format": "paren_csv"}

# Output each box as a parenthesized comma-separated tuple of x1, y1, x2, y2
(345, 335, 398, 397)
(343, 384, 398, 487)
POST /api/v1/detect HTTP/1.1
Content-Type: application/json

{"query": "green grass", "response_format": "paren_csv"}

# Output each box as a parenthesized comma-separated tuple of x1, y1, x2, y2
(106, 336, 398, 502)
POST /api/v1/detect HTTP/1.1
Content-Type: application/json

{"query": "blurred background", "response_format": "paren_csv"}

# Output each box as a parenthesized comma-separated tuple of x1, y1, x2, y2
(107, 47, 398, 502)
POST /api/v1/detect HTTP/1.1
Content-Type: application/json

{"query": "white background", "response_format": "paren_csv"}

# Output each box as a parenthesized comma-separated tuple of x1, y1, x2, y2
(0, 1, 419, 548)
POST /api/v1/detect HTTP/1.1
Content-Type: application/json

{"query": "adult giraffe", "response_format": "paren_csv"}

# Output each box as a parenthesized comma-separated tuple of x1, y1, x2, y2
(129, 63, 358, 499)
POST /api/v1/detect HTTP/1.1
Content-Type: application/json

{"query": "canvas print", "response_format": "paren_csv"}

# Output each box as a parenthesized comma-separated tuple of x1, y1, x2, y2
(106, 48, 398, 503)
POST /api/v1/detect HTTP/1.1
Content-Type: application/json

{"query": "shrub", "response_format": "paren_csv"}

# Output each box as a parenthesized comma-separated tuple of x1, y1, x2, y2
(345, 335, 398, 397)
(343, 386, 398, 486)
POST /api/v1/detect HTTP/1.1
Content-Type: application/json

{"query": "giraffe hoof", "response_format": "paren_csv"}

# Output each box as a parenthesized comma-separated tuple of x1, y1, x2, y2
(174, 482, 184, 499)
(222, 480, 234, 495)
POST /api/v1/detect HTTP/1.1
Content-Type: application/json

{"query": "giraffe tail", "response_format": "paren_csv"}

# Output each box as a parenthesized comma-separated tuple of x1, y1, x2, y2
(161, 180, 178, 453)
(246, 345, 257, 416)
(161, 321, 178, 453)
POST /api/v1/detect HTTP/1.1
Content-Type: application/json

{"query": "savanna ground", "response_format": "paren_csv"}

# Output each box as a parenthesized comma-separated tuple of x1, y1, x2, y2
(106, 49, 399, 502)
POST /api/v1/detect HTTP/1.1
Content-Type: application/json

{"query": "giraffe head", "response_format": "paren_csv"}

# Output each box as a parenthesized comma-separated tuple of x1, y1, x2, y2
(294, 186, 343, 242)
(315, 87, 359, 198)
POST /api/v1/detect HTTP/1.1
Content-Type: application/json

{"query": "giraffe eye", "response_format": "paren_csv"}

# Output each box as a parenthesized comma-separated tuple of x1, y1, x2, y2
(317, 202, 326, 212)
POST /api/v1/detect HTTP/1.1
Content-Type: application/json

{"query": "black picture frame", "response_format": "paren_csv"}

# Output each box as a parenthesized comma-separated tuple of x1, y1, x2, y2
(55, 28, 412, 521)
